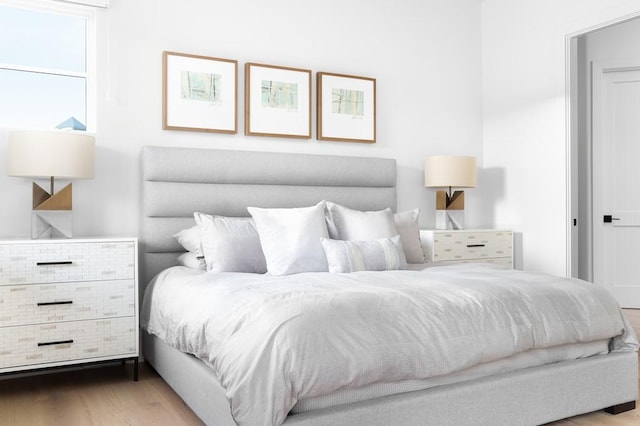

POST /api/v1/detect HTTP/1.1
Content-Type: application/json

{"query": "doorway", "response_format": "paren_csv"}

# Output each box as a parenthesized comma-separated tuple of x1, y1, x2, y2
(569, 16, 640, 307)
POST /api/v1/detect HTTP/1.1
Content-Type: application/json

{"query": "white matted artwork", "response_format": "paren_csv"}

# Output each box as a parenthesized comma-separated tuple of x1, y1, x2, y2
(317, 72, 376, 143)
(245, 63, 311, 139)
(163, 51, 237, 133)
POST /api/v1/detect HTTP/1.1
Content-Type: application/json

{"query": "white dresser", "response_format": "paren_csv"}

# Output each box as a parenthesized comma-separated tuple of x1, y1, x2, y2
(0, 238, 139, 380)
(421, 230, 513, 267)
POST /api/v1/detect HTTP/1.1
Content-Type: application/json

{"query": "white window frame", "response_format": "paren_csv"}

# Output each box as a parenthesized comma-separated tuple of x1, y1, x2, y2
(0, 0, 97, 131)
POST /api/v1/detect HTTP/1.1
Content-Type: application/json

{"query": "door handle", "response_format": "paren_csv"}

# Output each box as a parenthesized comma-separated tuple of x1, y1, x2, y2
(603, 215, 621, 223)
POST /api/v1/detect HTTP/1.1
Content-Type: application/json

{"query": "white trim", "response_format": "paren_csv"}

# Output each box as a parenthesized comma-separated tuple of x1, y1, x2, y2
(0, 63, 86, 79)
(566, 36, 579, 278)
(84, 4, 98, 133)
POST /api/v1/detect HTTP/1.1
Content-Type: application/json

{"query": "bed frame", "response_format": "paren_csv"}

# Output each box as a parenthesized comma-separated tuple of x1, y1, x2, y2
(141, 145, 637, 425)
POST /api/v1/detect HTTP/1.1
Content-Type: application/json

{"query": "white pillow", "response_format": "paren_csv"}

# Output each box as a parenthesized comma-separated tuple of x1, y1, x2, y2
(177, 252, 206, 270)
(248, 202, 329, 275)
(196, 213, 267, 273)
(173, 225, 203, 256)
(321, 235, 407, 273)
(393, 209, 426, 264)
(325, 202, 398, 240)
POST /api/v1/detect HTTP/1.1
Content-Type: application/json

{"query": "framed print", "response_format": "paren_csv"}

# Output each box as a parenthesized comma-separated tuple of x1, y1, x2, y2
(245, 63, 311, 138)
(317, 72, 376, 143)
(163, 51, 237, 133)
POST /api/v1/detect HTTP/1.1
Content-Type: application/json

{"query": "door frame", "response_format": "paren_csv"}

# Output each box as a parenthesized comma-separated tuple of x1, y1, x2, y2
(566, 13, 640, 280)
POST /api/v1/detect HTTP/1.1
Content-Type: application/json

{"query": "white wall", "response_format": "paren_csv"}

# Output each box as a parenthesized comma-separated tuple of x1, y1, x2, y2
(0, 0, 487, 241)
(481, 0, 640, 276)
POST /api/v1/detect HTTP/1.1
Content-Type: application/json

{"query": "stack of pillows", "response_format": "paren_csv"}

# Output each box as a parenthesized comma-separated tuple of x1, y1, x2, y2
(173, 201, 425, 276)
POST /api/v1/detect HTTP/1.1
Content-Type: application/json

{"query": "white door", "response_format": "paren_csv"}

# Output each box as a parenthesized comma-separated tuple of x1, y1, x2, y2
(592, 60, 640, 308)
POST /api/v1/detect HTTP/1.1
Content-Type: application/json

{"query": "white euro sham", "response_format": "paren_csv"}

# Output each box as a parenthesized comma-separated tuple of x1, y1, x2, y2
(248, 202, 329, 275)
(196, 214, 267, 273)
(325, 201, 397, 240)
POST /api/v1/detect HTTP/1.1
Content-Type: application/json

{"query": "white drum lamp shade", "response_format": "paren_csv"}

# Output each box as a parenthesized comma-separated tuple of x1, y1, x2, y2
(424, 155, 477, 189)
(424, 155, 477, 230)
(7, 130, 95, 238)
(8, 130, 95, 179)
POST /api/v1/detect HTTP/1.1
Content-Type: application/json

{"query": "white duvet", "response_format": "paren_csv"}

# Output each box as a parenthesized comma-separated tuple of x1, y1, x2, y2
(140, 263, 638, 426)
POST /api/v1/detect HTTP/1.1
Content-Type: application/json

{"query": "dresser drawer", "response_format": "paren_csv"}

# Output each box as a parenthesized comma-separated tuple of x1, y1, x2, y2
(0, 241, 135, 285)
(0, 317, 137, 370)
(433, 231, 513, 262)
(0, 280, 135, 327)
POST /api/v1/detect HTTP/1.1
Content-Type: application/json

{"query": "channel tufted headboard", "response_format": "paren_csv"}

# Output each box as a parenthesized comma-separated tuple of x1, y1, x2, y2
(140, 146, 397, 287)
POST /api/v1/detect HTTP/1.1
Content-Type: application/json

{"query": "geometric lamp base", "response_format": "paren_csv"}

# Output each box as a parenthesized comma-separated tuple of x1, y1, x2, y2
(434, 190, 466, 230)
(435, 209, 465, 230)
(32, 210, 73, 239)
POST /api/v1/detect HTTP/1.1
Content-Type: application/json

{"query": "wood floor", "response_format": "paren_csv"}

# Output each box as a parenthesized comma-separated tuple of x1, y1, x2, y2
(1, 311, 640, 426)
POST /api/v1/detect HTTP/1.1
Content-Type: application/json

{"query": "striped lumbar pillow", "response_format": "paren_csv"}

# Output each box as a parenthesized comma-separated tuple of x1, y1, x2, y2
(320, 235, 407, 273)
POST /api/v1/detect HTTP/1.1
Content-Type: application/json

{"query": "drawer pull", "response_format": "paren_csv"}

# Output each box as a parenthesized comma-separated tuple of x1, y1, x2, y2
(37, 301, 73, 306)
(38, 339, 74, 347)
(467, 244, 486, 248)
(37, 261, 73, 266)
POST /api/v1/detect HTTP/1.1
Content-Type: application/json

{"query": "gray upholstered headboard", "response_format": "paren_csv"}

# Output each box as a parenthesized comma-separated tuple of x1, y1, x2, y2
(141, 146, 397, 287)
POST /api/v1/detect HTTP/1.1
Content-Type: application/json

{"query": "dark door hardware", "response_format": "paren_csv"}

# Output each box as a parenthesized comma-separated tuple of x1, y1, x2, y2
(603, 215, 621, 223)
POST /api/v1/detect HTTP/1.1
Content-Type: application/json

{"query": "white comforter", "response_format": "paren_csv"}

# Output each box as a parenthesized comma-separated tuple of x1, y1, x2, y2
(141, 263, 638, 426)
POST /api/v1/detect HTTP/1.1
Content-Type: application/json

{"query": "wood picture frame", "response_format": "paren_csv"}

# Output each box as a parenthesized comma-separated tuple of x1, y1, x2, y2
(245, 63, 312, 139)
(317, 72, 376, 143)
(163, 51, 237, 133)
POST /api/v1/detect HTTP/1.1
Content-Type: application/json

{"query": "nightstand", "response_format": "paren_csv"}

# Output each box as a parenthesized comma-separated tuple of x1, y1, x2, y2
(0, 238, 139, 380)
(420, 229, 513, 267)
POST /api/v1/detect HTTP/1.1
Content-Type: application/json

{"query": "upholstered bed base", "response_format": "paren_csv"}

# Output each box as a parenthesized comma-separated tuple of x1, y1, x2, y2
(143, 331, 636, 425)
(141, 146, 637, 425)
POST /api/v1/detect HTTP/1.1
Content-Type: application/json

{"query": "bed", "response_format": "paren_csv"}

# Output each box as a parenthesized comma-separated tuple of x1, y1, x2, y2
(140, 145, 638, 426)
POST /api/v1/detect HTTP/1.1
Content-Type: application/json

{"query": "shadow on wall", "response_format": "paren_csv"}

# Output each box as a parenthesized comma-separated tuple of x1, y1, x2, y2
(475, 166, 523, 269)
(466, 166, 504, 229)
(72, 145, 141, 238)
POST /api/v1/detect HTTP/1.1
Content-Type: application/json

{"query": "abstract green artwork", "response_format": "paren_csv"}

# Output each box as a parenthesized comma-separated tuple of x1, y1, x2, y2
(331, 88, 364, 116)
(261, 80, 298, 110)
(181, 71, 222, 103)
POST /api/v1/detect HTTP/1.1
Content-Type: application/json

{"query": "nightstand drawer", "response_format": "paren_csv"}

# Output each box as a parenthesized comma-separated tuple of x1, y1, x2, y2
(433, 231, 512, 262)
(0, 280, 135, 327)
(0, 317, 137, 369)
(421, 230, 513, 266)
(0, 241, 135, 285)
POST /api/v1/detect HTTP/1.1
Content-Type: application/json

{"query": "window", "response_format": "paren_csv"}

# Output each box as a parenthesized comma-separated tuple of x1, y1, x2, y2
(0, 0, 97, 131)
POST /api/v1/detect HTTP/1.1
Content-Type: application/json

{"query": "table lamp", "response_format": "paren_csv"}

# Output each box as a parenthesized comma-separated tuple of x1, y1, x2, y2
(424, 155, 477, 230)
(7, 130, 95, 238)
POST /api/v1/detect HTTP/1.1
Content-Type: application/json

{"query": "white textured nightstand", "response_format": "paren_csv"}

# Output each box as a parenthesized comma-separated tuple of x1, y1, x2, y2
(420, 230, 513, 267)
(0, 238, 139, 380)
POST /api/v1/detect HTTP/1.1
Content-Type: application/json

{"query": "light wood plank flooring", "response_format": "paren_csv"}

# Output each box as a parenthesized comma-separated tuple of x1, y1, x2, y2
(2, 310, 640, 426)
